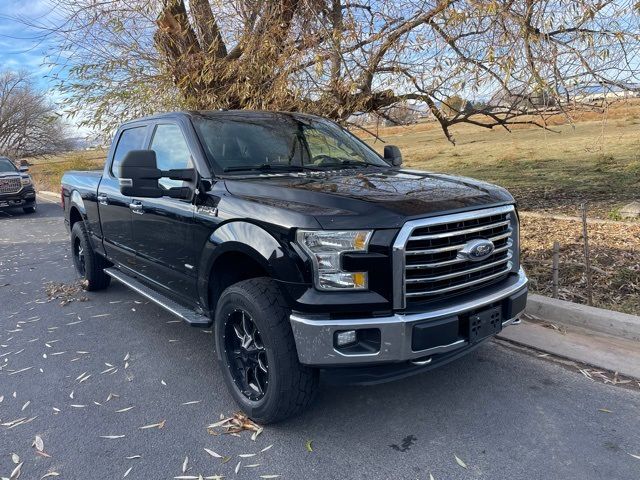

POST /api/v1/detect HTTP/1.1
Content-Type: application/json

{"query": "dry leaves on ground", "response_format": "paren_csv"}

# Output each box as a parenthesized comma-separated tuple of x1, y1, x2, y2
(207, 412, 263, 440)
(44, 280, 89, 306)
(520, 213, 640, 315)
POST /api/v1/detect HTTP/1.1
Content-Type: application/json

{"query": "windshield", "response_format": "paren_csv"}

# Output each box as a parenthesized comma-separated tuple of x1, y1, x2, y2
(192, 113, 389, 173)
(0, 158, 17, 173)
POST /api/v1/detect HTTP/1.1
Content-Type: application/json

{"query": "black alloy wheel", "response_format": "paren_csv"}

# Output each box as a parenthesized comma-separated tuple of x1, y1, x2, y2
(224, 308, 269, 401)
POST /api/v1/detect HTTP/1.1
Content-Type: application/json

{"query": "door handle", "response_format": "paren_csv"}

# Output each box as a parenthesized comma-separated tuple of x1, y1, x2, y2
(97, 194, 108, 206)
(129, 200, 144, 215)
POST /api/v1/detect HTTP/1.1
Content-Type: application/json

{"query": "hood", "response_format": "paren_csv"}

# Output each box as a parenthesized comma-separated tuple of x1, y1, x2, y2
(0, 171, 20, 178)
(223, 167, 514, 229)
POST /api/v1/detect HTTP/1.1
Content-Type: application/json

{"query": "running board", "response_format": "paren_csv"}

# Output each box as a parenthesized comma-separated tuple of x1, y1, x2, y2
(104, 268, 211, 327)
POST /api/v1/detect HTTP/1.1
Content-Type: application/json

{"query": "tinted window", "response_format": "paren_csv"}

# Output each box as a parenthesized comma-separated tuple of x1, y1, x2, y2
(192, 114, 387, 173)
(150, 124, 193, 189)
(111, 126, 147, 177)
(0, 157, 17, 173)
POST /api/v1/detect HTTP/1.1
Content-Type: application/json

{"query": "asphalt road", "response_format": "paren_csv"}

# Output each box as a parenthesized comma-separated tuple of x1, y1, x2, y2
(1, 199, 639, 480)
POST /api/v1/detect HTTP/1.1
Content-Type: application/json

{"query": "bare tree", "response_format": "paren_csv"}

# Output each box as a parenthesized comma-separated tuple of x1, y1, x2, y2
(0, 70, 72, 157)
(26, 0, 640, 141)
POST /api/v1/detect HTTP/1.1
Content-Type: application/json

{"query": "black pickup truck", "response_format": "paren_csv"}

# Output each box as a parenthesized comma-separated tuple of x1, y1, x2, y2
(0, 156, 36, 213)
(61, 111, 528, 423)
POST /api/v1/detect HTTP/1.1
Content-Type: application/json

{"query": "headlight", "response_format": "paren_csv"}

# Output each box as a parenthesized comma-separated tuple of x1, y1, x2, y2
(297, 230, 372, 290)
(21, 176, 32, 186)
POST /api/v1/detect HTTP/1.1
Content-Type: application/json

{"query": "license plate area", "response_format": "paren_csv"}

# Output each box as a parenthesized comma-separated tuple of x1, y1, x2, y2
(469, 306, 502, 343)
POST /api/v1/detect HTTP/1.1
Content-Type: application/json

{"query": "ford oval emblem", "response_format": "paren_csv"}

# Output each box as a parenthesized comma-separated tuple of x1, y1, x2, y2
(458, 239, 495, 262)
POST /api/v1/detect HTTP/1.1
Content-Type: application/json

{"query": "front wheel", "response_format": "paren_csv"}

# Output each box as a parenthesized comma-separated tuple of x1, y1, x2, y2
(214, 277, 318, 424)
(23, 204, 36, 213)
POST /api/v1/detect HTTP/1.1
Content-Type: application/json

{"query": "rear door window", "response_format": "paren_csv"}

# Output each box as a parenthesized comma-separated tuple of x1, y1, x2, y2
(111, 126, 147, 177)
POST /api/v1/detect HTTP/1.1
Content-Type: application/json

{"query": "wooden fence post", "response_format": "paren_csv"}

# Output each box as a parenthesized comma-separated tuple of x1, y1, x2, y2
(580, 203, 593, 306)
(552, 241, 559, 298)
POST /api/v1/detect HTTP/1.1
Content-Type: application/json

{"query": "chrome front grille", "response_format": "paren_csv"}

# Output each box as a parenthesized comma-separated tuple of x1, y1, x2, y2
(393, 205, 517, 308)
(0, 177, 21, 194)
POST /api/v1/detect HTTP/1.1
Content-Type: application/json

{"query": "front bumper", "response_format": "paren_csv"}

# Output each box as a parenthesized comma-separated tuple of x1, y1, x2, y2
(0, 186, 36, 209)
(290, 267, 528, 366)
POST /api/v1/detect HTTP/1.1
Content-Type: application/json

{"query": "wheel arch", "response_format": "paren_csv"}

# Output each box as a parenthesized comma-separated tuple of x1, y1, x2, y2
(68, 190, 87, 229)
(198, 221, 306, 315)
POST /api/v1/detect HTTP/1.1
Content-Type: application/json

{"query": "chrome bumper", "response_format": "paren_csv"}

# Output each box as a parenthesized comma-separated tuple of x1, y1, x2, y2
(290, 267, 528, 366)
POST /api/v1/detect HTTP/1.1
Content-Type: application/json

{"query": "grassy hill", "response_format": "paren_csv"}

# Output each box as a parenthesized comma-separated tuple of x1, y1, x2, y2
(362, 101, 640, 219)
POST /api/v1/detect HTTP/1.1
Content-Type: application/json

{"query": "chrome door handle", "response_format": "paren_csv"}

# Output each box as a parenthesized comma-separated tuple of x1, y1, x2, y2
(97, 194, 108, 206)
(129, 201, 144, 215)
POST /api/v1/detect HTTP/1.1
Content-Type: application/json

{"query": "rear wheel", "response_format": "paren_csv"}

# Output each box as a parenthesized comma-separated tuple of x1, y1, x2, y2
(214, 277, 318, 423)
(70, 221, 111, 291)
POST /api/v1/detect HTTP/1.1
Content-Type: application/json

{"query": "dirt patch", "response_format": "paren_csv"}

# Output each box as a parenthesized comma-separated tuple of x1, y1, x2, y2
(520, 213, 640, 315)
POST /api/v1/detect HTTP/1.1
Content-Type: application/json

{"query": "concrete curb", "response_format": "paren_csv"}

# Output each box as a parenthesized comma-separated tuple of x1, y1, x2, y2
(525, 293, 640, 342)
(38, 190, 60, 197)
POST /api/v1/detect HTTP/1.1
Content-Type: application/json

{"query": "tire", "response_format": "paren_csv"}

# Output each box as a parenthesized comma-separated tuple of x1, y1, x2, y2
(23, 204, 36, 213)
(70, 221, 111, 291)
(214, 277, 319, 424)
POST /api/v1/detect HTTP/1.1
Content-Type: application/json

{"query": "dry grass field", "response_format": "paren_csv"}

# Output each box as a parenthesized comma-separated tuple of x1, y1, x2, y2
(24, 102, 639, 314)
(363, 101, 640, 220)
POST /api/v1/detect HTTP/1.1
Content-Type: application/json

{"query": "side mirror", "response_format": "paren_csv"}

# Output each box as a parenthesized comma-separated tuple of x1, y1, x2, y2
(118, 150, 196, 198)
(384, 145, 403, 166)
(19, 165, 29, 172)
(119, 150, 163, 198)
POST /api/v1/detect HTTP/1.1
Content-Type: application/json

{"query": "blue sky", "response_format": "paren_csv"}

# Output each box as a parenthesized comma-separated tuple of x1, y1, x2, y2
(0, 1, 59, 87)
(0, 1, 91, 134)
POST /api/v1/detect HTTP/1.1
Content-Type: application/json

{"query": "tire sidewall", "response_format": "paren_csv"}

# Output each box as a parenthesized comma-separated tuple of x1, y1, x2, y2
(71, 222, 89, 280)
(214, 285, 288, 420)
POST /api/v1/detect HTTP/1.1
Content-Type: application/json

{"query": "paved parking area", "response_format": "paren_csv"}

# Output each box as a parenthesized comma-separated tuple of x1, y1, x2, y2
(1, 200, 639, 479)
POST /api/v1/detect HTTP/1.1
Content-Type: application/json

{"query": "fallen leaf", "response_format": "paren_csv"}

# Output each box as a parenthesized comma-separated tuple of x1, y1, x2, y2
(598, 408, 612, 413)
(100, 435, 125, 439)
(182, 456, 188, 473)
(182, 401, 201, 406)
(203, 448, 222, 458)
(11, 453, 20, 464)
(455, 454, 467, 469)
(40, 473, 60, 479)
(259, 476, 281, 479)
(116, 407, 135, 413)
(234, 461, 241, 474)
(10, 461, 23, 479)
(628, 453, 640, 460)
(126, 455, 142, 460)
(139, 420, 165, 430)
(305, 440, 313, 452)
(34, 435, 44, 452)
(261, 445, 273, 453)
(123, 467, 132, 478)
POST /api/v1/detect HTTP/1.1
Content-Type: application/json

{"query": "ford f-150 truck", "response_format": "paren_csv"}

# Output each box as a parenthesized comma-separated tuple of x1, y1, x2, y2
(61, 110, 528, 423)
(0, 157, 36, 213)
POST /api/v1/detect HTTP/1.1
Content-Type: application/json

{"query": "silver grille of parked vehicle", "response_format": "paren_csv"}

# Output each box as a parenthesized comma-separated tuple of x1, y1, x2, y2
(0, 177, 21, 194)
(393, 205, 517, 308)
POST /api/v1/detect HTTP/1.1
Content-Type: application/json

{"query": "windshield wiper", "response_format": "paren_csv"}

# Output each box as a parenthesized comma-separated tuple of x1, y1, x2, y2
(223, 163, 304, 173)
(311, 158, 375, 169)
